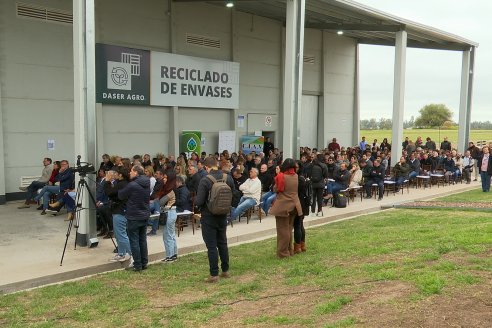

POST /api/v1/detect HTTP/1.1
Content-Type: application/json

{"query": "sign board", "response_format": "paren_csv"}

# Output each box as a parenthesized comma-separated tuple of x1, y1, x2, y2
(150, 52, 240, 109)
(265, 115, 272, 127)
(219, 131, 236, 154)
(240, 135, 264, 155)
(96, 44, 240, 109)
(96, 44, 150, 105)
(180, 131, 201, 157)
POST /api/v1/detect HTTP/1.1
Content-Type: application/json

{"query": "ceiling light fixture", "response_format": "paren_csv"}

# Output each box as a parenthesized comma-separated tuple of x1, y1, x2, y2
(226, 1, 234, 8)
(337, 30, 344, 35)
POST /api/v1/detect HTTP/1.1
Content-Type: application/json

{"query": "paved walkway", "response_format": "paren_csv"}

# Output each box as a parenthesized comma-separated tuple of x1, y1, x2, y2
(0, 181, 479, 293)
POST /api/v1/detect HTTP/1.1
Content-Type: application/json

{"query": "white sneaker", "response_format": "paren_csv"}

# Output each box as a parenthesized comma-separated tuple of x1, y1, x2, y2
(109, 254, 130, 262)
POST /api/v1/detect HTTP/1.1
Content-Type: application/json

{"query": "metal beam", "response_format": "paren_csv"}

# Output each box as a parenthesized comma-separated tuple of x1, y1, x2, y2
(305, 23, 400, 32)
(357, 38, 468, 51)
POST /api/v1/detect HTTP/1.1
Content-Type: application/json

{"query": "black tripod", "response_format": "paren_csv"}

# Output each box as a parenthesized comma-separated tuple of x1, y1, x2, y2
(60, 173, 115, 266)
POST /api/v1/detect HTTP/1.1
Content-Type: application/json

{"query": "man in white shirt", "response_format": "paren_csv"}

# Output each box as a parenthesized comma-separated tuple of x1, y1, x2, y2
(18, 158, 54, 208)
(230, 168, 261, 220)
(462, 150, 474, 184)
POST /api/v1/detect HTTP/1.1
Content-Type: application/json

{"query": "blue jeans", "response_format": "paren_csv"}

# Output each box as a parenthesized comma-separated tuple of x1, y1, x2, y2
(163, 208, 178, 258)
(127, 219, 148, 270)
(480, 171, 491, 192)
(34, 185, 60, 209)
(261, 191, 276, 215)
(112, 214, 131, 256)
(408, 171, 418, 180)
(394, 176, 407, 188)
(148, 200, 160, 233)
(231, 197, 257, 220)
(326, 182, 345, 194)
(26, 181, 46, 201)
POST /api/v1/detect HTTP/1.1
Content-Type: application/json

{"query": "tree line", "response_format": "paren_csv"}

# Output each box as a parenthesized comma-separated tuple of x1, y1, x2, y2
(361, 103, 492, 130)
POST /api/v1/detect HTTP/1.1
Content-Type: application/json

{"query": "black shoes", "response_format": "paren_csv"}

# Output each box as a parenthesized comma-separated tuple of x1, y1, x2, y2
(36, 205, 43, 210)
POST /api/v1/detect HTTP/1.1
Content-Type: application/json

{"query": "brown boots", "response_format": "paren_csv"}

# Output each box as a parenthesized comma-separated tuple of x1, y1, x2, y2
(300, 241, 306, 252)
(294, 243, 302, 254)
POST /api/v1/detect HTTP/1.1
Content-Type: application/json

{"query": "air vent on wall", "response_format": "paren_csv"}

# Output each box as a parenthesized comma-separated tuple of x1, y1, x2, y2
(186, 34, 221, 49)
(16, 2, 73, 25)
(303, 55, 315, 64)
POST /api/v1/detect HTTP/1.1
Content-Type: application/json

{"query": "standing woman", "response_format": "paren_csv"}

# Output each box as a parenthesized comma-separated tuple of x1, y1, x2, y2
(104, 167, 131, 262)
(293, 161, 310, 254)
(269, 158, 302, 258)
(477, 146, 492, 192)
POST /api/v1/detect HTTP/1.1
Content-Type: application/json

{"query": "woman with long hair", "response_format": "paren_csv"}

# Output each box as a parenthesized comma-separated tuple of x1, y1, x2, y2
(269, 158, 302, 258)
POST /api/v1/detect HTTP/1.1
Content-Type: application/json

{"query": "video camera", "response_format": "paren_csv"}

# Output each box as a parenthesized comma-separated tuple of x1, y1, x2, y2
(73, 155, 96, 176)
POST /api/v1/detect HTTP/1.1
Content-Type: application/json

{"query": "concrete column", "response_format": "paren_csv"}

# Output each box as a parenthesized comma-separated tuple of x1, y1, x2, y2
(457, 47, 475, 152)
(73, 0, 97, 247)
(390, 30, 407, 165)
(353, 44, 360, 147)
(168, 1, 180, 157)
(0, 73, 5, 204)
(282, 0, 305, 159)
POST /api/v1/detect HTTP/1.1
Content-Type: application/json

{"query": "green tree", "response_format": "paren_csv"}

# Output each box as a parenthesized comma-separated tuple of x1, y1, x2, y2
(414, 104, 453, 128)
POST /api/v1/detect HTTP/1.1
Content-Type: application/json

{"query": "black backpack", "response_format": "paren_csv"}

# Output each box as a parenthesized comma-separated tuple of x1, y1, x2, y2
(304, 178, 313, 206)
(333, 192, 347, 208)
(310, 164, 323, 183)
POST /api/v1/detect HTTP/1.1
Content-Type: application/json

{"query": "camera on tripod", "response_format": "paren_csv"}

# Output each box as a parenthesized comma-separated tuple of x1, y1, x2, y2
(73, 155, 96, 176)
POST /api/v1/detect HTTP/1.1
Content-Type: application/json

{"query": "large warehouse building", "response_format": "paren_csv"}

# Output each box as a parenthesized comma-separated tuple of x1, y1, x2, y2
(0, 0, 477, 220)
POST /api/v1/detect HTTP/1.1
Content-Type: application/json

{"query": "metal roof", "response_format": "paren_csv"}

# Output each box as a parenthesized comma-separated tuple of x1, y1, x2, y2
(175, 0, 478, 51)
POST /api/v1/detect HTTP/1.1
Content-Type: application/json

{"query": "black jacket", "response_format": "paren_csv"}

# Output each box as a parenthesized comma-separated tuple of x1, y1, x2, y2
(258, 171, 274, 192)
(55, 168, 75, 191)
(309, 162, 328, 189)
(476, 153, 492, 175)
(333, 168, 350, 188)
(195, 170, 235, 222)
(367, 165, 385, 182)
(175, 185, 192, 212)
(104, 179, 129, 215)
(297, 175, 310, 216)
(118, 175, 150, 220)
(186, 172, 202, 195)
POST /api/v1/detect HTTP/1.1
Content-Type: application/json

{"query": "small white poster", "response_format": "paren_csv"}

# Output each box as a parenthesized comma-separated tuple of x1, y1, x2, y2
(47, 139, 55, 151)
(237, 115, 245, 128)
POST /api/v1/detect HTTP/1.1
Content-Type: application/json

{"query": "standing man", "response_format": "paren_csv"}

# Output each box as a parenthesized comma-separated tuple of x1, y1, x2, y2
(18, 158, 54, 208)
(359, 136, 367, 150)
(440, 137, 452, 152)
(328, 138, 341, 152)
(425, 137, 437, 151)
(467, 141, 480, 181)
(118, 165, 150, 272)
(263, 137, 274, 157)
(195, 157, 235, 283)
(462, 150, 474, 184)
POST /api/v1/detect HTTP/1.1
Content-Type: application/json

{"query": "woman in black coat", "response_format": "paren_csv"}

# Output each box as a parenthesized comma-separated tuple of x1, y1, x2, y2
(293, 161, 310, 253)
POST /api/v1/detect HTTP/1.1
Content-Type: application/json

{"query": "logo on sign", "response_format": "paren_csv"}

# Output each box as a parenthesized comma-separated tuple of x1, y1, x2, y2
(107, 53, 141, 91)
(110, 66, 129, 86)
(265, 115, 272, 127)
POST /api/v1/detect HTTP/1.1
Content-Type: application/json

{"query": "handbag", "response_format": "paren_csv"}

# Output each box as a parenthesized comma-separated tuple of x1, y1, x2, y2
(159, 212, 168, 225)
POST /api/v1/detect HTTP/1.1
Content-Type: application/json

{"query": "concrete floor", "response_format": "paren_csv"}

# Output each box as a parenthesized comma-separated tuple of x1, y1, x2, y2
(0, 181, 479, 294)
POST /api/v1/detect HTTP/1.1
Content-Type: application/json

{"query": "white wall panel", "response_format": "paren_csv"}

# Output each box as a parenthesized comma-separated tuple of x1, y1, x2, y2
(322, 33, 357, 147)
(302, 29, 323, 94)
(96, 0, 170, 51)
(101, 105, 170, 157)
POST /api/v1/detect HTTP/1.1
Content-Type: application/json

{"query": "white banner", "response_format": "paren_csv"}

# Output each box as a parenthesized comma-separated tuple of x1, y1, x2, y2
(150, 52, 240, 109)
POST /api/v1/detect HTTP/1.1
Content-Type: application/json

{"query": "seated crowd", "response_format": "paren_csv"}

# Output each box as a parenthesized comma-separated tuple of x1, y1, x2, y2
(18, 135, 489, 267)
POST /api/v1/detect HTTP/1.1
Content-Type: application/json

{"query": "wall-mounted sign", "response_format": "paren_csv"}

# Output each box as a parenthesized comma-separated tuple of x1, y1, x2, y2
(241, 135, 264, 155)
(180, 131, 201, 157)
(96, 44, 150, 105)
(150, 52, 240, 109)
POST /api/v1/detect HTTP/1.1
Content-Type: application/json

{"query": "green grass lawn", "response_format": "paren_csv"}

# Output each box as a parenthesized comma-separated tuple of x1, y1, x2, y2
(359, 129, 492, 148)
(1, 191, 491, 327)
(436, 188, 492, 202)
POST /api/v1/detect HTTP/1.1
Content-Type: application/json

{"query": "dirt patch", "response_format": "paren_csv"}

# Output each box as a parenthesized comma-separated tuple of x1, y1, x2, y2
(398, 201, 492, 209)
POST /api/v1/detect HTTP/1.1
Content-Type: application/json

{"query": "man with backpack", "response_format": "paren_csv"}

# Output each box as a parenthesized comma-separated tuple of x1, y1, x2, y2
(195, 157, 235, 283)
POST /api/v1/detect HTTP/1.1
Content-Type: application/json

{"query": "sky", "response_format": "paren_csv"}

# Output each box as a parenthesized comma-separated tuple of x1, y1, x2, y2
(356, 0, 489, 122)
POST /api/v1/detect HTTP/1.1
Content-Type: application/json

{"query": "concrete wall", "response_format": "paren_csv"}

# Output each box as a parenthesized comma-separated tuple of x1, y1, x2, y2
(322, 32, 357, 148)
(0, 0, 359, 200)
(0, 0, 74, 199)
